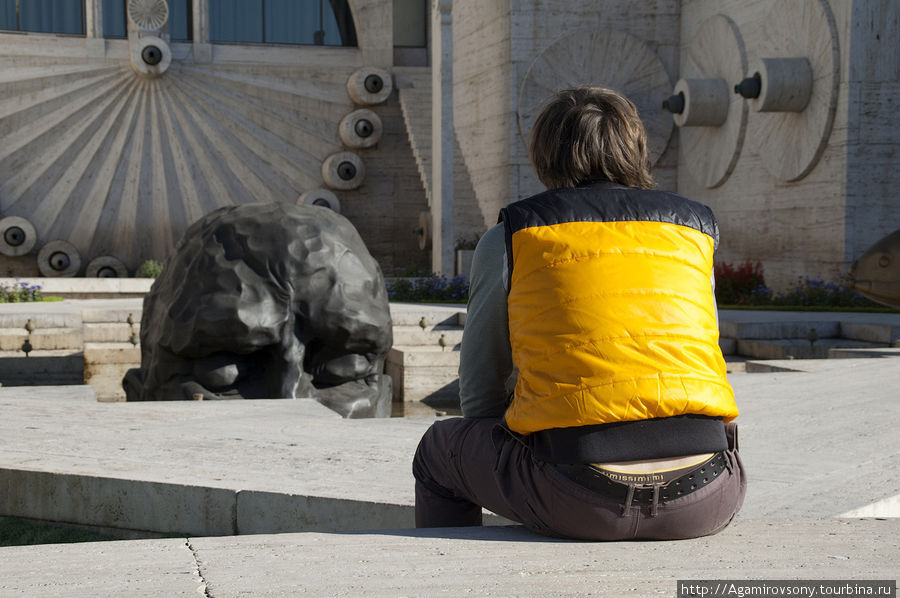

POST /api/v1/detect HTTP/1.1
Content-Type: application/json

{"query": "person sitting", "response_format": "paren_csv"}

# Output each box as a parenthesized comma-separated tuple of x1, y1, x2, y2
(412, 86, 746, 540)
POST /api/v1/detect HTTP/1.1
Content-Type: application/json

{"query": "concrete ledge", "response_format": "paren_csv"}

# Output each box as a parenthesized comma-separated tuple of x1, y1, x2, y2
(0, 519, 895, 598)
(0, 277, 154, 299)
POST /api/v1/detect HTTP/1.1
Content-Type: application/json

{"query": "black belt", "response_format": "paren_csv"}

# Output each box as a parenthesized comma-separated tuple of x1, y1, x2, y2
(552, 452, 728, 506)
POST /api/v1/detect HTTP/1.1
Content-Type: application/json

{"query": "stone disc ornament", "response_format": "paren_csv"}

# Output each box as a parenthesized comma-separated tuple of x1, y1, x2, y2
(347, 67, 392, 105)
(130, 36, 172, 77)
(744, 0, 839, 182)
(322, 152, 365, 190)
(416, 211, 430, 251)
(37, 240, 82, 277)
(338, 109, 383, 149)
(675, 15, 748, 189)
(127, 0, 169, 30)
(517, 29, 674, 165)
(86, 256, 129, 278)
(297, 188, 342, 213)
(0, 216, 37, 257)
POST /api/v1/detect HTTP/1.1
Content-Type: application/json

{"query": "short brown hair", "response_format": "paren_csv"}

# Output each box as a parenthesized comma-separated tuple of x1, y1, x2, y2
(529, 87, 654, 190)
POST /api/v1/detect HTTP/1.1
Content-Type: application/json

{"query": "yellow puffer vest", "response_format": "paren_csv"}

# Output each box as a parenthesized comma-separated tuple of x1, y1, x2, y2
(500, 182, 737, 436)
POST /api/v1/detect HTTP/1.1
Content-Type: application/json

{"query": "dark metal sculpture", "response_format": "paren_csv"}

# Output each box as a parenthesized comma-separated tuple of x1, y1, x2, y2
(123, 202, 393, 418)
(848, 229, 900, 309)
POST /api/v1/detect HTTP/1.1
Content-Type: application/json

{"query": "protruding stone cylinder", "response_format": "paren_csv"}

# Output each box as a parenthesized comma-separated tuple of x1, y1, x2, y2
(0, 216, 37, 257)
(338, 109, 383, 148)
(297, 188, 342, 213)
(347, 67, 392, 105)
(746, 57, 813, 113)
(86, 256, 129, 278)
(321, 152, 365, 190)
(671, 78, 730, 127)
(416, 211, 431, 250)
(37, 240, 82, 277)
(130, 36, 172, 77)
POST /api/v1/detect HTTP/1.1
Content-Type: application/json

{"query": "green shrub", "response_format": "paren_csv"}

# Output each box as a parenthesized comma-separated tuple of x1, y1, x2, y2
(135, 259, 164, 278)
(715, 261, 884, 309)
(770, 277, 880, 308)
(386, 274, 469, 303)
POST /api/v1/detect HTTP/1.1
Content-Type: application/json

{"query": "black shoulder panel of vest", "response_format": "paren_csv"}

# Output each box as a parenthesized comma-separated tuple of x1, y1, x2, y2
(499, 181, 719, 245)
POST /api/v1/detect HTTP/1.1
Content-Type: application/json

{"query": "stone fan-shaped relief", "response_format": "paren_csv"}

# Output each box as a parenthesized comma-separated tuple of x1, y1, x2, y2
(0, 47, 354, 270)
(518, 29, 674, 165)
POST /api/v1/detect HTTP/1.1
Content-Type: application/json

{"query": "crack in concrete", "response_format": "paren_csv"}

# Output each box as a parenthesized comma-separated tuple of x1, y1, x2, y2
(185, 539, 213, 598)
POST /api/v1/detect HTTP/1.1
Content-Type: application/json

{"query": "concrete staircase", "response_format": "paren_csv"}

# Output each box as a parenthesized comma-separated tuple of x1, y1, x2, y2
(0, 311, 84, 386)
(3, 301, 897, 405)
(0, 308, 140, 400)
(718, 318, 900, 359)
(385, 304, 465, 408)
(0, 302, 469, 407)
(394, 66, 483, 241)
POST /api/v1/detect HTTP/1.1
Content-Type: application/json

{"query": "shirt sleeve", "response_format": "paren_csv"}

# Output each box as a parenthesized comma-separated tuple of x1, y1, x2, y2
(458, 223, 514, 418)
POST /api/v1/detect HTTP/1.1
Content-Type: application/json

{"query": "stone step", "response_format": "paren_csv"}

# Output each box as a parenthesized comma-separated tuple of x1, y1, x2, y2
(0, 312, 82, 328)
(736, 338, 884, 360)
(386, 346, 460, 402)
(828, 347, 900, 359)
(0, 350, 83, 385)
(719, 337, 736, 355)
(839, 321, 900, 344)
(83, 322, 141, 343)
(81, 309, 143, 325)
(83, 343, 141, 401)
(719, 320, 841, 340)
(391, 326, 464, 348)
(387, 304, 465, 328)
(0, 327, 83, 351)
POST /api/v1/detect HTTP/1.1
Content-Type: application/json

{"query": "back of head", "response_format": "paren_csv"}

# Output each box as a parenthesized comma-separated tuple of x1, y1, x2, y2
(529, 87, 654, 190)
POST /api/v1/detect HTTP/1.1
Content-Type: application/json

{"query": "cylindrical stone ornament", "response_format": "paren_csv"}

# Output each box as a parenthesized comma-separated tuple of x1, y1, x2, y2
(347, 67, 392, 105)
(747, 57, 813, 113)
(86, 256, 129, 278)
(0, 216, 37, 257)
(338, 109, 383, 148)
(298, 188, 342, 213)
(38, 240, 82, 277)
(671, 78, 730, 127)
(321, 152, 365, 190)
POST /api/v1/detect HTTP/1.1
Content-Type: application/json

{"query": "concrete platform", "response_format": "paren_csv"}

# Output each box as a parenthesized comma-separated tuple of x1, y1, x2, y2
(0, 518, 896, 597)
(0, 357, 898, 540)
(0, 307, 897, 596)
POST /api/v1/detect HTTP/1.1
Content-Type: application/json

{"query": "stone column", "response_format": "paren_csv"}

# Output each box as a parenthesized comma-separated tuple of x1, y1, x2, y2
(84, 0, 105, 57)
(430, 0, 454, 275)
(193, 0, 212, 62)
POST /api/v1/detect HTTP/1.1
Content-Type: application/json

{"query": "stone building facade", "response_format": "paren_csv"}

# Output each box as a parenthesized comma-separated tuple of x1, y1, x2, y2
(0, 0, 896, 289)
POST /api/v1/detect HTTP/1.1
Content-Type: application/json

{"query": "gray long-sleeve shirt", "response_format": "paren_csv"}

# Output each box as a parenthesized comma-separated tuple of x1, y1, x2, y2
(458, 223, 514, 417)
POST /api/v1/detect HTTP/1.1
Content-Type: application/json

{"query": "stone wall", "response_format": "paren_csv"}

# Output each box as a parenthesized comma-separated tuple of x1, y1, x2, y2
(0, 0, 430, 276)
(451, 0, 514, 229)
(452, 0, 681, 229)
(843, 0, 900, 265)
(678, 0, 899, 290)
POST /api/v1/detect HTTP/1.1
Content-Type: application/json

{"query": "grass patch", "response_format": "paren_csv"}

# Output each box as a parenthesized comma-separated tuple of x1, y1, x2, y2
(0, 517, 115, 547)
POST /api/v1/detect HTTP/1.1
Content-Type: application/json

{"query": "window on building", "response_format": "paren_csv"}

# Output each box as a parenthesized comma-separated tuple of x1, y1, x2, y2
(393, 0, 425, 48)
(209, 0, 356, 46)
(102, 0, 192, 40)
(0, 0, 85, 35)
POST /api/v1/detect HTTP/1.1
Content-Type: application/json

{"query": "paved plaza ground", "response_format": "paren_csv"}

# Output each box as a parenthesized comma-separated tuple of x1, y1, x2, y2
(0, 302, 897, 596)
